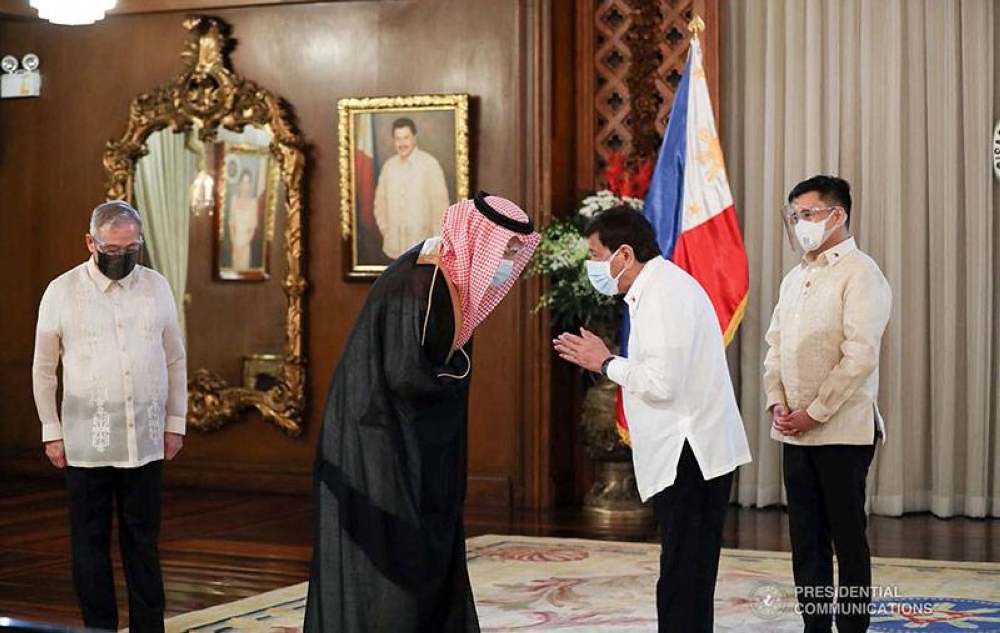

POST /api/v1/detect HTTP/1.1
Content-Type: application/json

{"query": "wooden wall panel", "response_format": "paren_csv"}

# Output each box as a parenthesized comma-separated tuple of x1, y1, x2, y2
(0, 1, 557, 508)
(576, 0, 722, 190)
(0, 0, 349, 18)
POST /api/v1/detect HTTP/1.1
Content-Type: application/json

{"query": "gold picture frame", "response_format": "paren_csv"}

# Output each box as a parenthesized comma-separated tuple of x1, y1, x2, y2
(214, 142, 281, 281)
(103, 17, 307, 436)
(338, 94, 470, 280)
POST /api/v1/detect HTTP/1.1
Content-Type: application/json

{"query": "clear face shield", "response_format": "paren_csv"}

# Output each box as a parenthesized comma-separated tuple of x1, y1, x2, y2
(780, 204, 841, 252)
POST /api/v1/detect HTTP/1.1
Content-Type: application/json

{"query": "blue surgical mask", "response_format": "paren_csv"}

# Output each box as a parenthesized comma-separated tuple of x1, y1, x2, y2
(491, 259, 515, 287)
(585, 247, 628, 296)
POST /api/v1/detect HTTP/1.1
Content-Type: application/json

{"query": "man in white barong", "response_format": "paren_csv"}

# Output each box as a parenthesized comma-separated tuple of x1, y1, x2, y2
(33, 201, 186, 632)
(374, 117, 451, 258)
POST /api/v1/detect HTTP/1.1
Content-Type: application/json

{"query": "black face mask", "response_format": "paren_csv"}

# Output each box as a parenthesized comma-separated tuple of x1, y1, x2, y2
(96, 251, 138, 280)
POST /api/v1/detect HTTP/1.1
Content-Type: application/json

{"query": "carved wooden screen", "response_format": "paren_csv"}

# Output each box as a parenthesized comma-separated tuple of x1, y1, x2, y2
(577, 0, 720, 189)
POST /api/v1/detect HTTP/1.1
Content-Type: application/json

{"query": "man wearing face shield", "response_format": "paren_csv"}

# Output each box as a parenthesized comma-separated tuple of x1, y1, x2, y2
(765, 175, 891, 633)
(32, 201, 187, 632)
(305, 192, 539, 632)
(553, 205, 751, 633)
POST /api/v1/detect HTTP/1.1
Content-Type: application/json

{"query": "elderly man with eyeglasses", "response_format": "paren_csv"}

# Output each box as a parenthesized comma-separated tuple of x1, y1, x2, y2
(32, 201, 186, 632)
(765, 175, 892, 633)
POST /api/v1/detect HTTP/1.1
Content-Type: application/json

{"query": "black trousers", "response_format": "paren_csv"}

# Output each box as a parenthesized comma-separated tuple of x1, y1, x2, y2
(783, 437, 877, 633)
(65, 461, 165, 633)
(651, 441, 733, 633)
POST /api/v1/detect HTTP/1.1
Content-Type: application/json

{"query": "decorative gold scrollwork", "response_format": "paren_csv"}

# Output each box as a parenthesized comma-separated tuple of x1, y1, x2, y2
(103, 16, 307, 436)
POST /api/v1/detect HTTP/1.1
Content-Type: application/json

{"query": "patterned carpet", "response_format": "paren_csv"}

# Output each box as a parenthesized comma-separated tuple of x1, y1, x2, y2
(163, 535, 1000, 632)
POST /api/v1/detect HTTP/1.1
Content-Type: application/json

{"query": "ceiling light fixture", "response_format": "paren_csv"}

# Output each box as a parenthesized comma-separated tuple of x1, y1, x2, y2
(29, 0, 117, 26)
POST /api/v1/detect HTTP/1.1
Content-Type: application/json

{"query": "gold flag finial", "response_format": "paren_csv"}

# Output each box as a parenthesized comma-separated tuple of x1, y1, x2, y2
(688, 15, 706, 37)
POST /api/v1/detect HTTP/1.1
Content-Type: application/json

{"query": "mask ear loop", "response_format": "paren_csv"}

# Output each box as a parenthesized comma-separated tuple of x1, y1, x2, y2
(611, 247, 632, 281)
(831, 207, 847, 233)
(438, 347, 471, 380)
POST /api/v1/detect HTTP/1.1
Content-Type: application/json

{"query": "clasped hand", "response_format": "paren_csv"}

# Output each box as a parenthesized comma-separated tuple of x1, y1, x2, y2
(771, 404, 820, 437)
(552, 328, 612, 374)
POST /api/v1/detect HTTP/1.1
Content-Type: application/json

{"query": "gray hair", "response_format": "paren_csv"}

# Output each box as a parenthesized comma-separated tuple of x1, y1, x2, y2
(89, 201, 143, 238)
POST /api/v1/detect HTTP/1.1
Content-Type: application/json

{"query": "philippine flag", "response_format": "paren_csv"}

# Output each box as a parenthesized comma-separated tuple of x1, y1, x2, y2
(616, 36, 749, 445)
(354, 114, 377, 234)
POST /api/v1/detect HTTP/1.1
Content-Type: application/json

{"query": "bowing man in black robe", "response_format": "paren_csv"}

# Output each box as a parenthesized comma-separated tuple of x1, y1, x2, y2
(305, 192, 540, 632)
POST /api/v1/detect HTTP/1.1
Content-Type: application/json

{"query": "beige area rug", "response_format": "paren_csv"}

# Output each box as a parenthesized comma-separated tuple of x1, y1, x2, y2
(163, 534, 1000, 632)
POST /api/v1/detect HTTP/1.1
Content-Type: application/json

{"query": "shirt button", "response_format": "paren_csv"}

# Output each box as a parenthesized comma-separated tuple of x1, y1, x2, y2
(124, 370, 131, 377)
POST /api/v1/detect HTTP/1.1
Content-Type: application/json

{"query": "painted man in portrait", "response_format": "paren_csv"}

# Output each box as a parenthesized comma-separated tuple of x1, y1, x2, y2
(373, 117, 451, 258)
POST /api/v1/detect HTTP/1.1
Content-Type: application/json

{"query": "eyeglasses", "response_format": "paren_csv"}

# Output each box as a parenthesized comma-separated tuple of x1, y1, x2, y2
(93, 237, 144, 257)
(782, 205, 840, 225)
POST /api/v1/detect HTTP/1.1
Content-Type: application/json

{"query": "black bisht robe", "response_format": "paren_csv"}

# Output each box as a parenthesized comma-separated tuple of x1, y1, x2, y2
(305, 243, 479, 632)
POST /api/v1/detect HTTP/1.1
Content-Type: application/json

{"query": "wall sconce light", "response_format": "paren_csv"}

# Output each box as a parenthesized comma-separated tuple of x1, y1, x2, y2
(1, 54, 42, 99)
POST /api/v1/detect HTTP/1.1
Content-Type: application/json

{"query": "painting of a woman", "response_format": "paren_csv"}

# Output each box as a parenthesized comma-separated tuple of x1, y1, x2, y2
(215, 143, 277, 281)
(229, 169, 261, 271)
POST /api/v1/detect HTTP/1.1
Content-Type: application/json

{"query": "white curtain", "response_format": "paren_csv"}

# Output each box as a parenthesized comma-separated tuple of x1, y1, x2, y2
(722, 0, 999, 517)
(134, 128, 200, 344)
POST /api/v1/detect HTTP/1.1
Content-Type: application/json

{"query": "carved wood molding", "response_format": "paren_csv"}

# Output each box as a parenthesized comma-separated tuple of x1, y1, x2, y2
(593, 0, 635, 174)
(104, 16, 308, 436)
(626, 0, 693, 162)
(580, 0, 718, 187)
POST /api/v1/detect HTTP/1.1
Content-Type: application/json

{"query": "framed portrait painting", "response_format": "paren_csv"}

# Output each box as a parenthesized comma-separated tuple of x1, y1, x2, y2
(338, 93, 470, 280)
(214, 142, 280, 281)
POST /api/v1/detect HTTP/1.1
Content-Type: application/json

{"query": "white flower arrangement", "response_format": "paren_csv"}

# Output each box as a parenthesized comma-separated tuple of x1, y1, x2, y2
(527, 150, 655, 331)
(578, 190, 644, 219)
(526, 189, 642, 331)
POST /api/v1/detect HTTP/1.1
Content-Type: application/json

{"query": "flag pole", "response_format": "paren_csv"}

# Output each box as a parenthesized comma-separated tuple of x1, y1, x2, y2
(688, 14, 706, 39)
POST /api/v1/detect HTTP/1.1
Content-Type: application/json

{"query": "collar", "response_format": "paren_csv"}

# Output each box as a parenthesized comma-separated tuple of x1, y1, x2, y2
(416, 236, 443, 264)
(802, 236, 856, 269)
(398, 147, 422, 165)
(623, 256, 663, 307)
(86, 257, 138, 292)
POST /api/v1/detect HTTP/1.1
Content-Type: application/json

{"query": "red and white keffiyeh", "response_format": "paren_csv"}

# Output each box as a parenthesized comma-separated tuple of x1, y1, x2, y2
(439, 194, 540, 348)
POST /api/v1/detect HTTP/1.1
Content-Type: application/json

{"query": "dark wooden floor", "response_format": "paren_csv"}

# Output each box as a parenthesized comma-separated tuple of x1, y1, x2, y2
(1, 476, 997, 628)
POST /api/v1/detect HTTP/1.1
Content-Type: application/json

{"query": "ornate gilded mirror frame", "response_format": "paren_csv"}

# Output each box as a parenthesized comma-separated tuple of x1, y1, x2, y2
(104, 16, 307, 436)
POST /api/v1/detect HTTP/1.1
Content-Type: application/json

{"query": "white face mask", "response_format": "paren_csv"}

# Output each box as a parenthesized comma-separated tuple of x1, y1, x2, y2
(585, 247, 629, 296)
(491, 259, 515, 287)
(794, 216, 838, 252)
